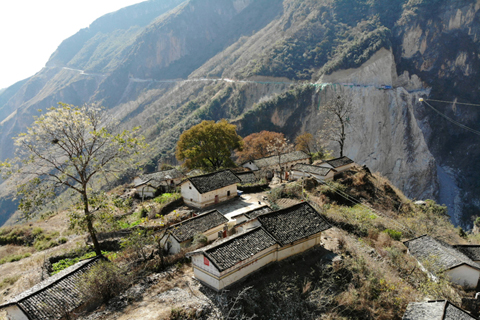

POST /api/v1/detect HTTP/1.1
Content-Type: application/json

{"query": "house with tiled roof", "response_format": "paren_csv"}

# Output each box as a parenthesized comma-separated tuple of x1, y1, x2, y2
(402, 300, 478, 320)
(180, 170, 241, 208)
(242, 151, 310, 180)
(235, 171, 257, 185)
(0, 256, 104, 320)
(187, 202, 331, 291)
(163, 209, 229, 254)
(404, 235, 480, 288)
(133, 168, 185, 198)
(317, 156, 355, 174)
(290, 163, 336, 181)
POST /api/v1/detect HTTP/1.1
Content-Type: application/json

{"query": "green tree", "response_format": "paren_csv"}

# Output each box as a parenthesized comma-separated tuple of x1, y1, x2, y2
(1, 103, 146, 255)
(176, 119, 243, 170)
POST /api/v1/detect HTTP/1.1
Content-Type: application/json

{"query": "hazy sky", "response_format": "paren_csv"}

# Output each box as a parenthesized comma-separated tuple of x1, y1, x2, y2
(0, 0, 146, 90)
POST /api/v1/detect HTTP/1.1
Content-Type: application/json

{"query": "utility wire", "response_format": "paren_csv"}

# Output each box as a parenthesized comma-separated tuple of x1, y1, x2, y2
(420, 99, 480, 136)
(425, 98, 480, 107)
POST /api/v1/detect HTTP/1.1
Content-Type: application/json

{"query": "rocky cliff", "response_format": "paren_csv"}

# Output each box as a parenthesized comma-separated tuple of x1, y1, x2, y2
(0, 0, 479, 227)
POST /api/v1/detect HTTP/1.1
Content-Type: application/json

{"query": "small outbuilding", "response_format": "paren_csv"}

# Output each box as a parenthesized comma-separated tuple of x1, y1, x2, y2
(180, 170, 241, 208)
(290, 163, 336, 181)
(404, 235, 480, 288)
(230, 205, 273, 231)
(0, 256, 103, 320)
(402, 300, 477, 320)
(133, 168, 184, 198)
(188, 202, 331, 291)
(163, 209, 229, 254)
(317, 156, 355, 174)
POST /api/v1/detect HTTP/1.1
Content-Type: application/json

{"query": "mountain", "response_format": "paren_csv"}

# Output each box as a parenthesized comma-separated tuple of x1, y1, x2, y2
(0, 0, 479, 227)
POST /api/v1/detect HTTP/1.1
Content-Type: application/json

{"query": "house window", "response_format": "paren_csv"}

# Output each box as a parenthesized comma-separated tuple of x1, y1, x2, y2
(204, 256, 210, 266)
(227, 190, 230, 196)
(190, 198, 192, 202)
(189, 186, 191, 189)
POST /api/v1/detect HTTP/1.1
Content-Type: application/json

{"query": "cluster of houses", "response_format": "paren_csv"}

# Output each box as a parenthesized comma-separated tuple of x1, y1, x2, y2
(6, 149, 480, 319)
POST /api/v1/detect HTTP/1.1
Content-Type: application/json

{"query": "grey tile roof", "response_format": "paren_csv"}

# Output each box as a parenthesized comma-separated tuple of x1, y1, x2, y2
(169, 209, 228, 243)
(454, 245, 480, 261)
(403, 300, 478, 320)
(0, 256, 103, 320)
(245, 151, 310, 169)
(203, 227, 277, 272)
(403, 235, 480, 272)
(325, 156, 354, 168)
(243, 205, 273, 219)
(235, 171, 257, 184)
(257, 202, 331, 246)
(136, 169, 184, 187)
(292, 163, 335, 176)
(186, 170, 240, 194)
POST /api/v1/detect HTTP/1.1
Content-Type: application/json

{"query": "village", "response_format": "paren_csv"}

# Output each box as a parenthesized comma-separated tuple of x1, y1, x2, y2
(2, 144, 480, 319)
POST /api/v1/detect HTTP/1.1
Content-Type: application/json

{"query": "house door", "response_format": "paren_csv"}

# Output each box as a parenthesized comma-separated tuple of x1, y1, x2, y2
(215, 195, 219, 204)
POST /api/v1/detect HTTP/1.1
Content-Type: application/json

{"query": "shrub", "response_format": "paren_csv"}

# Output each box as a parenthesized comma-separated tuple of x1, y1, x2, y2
(81, 261, 129, 303)
(0, 252, 32, 265)
(383, 229, 402, 241)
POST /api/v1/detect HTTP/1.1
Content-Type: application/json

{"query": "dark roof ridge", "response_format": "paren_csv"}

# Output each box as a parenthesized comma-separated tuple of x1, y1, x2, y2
(0, 256, 104, 308)
(403, 234, 429, 246)
(241, 150, 309, 166)
(169, 209, 221, 228)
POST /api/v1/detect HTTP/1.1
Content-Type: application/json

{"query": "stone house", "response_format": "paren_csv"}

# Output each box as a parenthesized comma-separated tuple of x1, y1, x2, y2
(187, 202, 331, 291)
(163, 209, 229, 254)
(180, 170, 240, 208)
(317, 156, 355, 174)
(0, 256, 104, 320)
(404, 235, 480, 288)
(241, 151, 310, 180)
(133, 168, 185, 198)
(403, 300, 477, 320)
(290, 163, 336, 181)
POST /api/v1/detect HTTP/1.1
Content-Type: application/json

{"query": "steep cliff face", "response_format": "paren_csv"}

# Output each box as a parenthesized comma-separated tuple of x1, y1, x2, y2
(394, 1, 480, 225)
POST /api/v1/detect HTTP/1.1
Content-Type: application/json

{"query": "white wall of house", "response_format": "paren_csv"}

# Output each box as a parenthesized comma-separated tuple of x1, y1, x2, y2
(182, 182, 237, 208)
(191, 232, 323, 291)
(234, 219, 261, 234)
(181, 182, 202, 206)
(445, 265, 480, 288)
(137, 185, 157, 198)
(277, 234, 322, 261)
(242, 161, 259, 171)
(3, 305, 29, 320)
(333, 163, 355, 174)
(191, 255, 222, 290)
(218, 246, 278, 289)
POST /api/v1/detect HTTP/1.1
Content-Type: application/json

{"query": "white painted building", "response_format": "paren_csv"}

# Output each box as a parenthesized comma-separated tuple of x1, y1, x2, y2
(404, 235, 480, 288)
(290, 163, 336, 181)
(316, 156, 356, 174)
(163, 209, 229, 254)
(188, 202, 331, 291)
(180, 170, 240, 208)
(133, 169, 185, 198)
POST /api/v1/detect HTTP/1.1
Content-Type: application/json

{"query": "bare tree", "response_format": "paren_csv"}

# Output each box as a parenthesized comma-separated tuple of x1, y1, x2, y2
(320, 95, 354, 157)
(1, 103, 146, 255)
